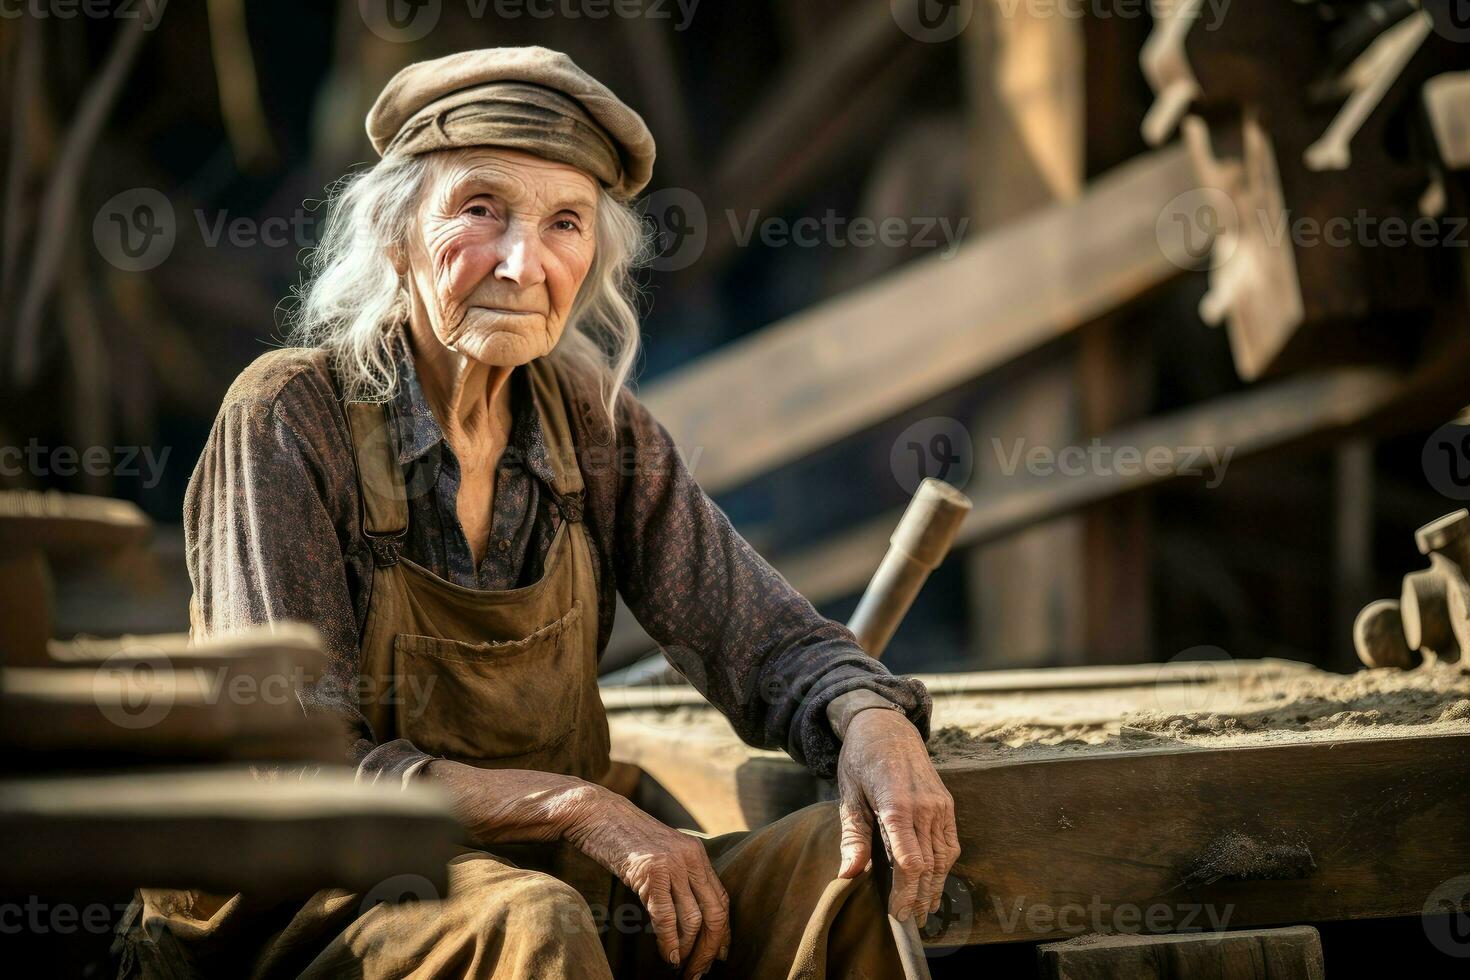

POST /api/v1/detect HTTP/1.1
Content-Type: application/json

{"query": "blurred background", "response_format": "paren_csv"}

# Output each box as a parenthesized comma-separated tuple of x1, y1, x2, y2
(3, 0, 1469, 682)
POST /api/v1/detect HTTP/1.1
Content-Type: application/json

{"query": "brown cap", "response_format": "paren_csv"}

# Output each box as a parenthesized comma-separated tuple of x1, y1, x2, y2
(367, 47, 656, 200)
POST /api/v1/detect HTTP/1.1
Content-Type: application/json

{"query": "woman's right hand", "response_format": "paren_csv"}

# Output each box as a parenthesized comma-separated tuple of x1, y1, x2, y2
(562, 784, 731, 979)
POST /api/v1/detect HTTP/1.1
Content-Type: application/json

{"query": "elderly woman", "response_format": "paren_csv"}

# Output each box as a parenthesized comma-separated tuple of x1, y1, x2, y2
(140, 47, 958, 980)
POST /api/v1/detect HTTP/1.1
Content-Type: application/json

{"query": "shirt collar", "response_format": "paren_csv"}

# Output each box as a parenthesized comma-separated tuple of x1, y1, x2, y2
(391, 340, 558, 487)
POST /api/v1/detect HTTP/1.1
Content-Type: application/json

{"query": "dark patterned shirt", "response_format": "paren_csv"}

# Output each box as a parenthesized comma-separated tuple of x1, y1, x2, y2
(183, 341, 932, 782)
(393, 353, 558, 591)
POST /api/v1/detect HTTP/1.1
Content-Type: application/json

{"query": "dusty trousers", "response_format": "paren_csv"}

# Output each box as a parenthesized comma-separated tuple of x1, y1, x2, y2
(125, 802, 900, 979)
(284, 801, 900, 979)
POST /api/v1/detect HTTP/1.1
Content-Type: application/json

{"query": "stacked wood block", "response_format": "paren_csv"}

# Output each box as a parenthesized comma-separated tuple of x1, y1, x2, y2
(0, 490, 462, 968)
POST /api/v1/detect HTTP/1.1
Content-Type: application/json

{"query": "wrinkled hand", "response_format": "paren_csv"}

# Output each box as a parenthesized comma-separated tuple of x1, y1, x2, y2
(835, 708, 959, 925)
(564, 786, 729, 978)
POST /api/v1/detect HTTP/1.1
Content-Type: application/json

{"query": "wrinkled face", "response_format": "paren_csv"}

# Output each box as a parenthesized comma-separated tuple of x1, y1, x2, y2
(400, 147, 599, 366)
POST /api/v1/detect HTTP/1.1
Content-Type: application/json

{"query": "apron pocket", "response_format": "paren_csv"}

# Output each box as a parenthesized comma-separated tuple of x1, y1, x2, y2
(392, 599, 585, 764)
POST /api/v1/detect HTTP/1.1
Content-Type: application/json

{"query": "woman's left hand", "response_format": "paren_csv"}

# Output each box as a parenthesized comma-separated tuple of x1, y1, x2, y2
(834, 708, 960, 926)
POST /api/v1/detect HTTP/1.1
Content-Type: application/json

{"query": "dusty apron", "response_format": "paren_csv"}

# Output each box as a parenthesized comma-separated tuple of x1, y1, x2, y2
(349, 358, 608, 787)
(124, 357, 902, 980)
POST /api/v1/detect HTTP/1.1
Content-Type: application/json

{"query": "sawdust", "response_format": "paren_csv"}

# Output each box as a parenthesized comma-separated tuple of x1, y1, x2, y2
(927, 661, 1470, 764)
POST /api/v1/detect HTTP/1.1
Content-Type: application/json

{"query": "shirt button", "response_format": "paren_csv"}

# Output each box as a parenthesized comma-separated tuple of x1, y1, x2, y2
(497, 539, 510, 552)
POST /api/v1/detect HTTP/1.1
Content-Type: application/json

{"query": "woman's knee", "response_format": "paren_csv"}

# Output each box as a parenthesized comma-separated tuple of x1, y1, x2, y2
(481, 872, 601, 945)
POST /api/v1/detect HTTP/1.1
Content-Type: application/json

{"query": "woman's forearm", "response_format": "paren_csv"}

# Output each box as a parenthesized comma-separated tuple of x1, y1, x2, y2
(423, 759, 605, 845)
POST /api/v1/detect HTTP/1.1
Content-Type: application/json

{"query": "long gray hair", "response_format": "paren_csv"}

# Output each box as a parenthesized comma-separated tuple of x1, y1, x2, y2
(286, 152, 648, 421)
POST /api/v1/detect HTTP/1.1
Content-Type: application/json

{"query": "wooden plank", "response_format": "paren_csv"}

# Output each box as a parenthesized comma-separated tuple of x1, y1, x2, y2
(0, 768, 463, 897)
(779, 367, 1403, 606)
(708, 0, 922, 242)
(602, 658, 1317, 712)
(0, 667, 343, 764)
(641, 146, 1195, 495)
(968, 360, 1087, 668)
(933, 733, 1470, 947)
(1, 626, 338, 765)
(0, 489, 150, 558)
(604, 658, 1323, 834)
(1037, 926, 1324, 979)
(0, 550, 51, 666)
(603, 368, 1404, 667)
(1078, 318, 1156, 665)
(46, 623, 322, 671)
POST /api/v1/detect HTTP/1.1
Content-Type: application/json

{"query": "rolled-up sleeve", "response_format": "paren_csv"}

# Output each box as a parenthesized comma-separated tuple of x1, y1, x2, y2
(608, 390, 932, 779)
(183, 362, 432, 787)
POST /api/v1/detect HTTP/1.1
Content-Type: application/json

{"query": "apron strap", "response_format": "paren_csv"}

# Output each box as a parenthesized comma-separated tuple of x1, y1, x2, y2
(344, 400, 409, 566)
(525, 358, 588, 525)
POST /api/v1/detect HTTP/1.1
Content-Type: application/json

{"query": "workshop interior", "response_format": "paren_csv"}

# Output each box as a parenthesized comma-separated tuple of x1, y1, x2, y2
(3, 0, 1470, 977)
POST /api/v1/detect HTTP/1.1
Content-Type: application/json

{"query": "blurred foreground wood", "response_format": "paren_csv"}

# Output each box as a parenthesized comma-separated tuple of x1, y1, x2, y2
(0, 768, 461, 898)
(0, 489, 461, 903)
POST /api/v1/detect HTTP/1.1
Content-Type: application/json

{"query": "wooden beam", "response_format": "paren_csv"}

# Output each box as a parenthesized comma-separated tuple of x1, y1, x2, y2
(642, 146, 1195, 496)
(4, 625, 338, 765)
(603, 659, 1323, 834)
(0, 768, 463, 897)
(775, 368, 1401, 603)
(0, 490, 150, 559)
(603, 368, 1404, 668)
(0, 550, 51, 667)
(934, 732, 1470, 947)
(709, 0, 918, 217)
(602, 657, 1316, 712)
(1037, 926, 1325, 979)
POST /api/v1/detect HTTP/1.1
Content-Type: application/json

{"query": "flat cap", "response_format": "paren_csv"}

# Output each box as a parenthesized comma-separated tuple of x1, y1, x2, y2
(367, 46, 656, 200)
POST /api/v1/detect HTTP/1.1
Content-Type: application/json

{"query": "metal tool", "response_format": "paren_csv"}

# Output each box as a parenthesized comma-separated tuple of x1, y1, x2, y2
(845, 478, 972, 980)
(1355, 509, 1470, 668)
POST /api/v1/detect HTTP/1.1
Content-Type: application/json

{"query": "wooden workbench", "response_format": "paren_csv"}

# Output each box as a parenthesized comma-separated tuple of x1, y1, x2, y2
(604, 659, 1470, 948)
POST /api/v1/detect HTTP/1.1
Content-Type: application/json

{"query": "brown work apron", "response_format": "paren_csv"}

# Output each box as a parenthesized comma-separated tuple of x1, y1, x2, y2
(348, 355, 609, 786)
(343, 353, 615, 912)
